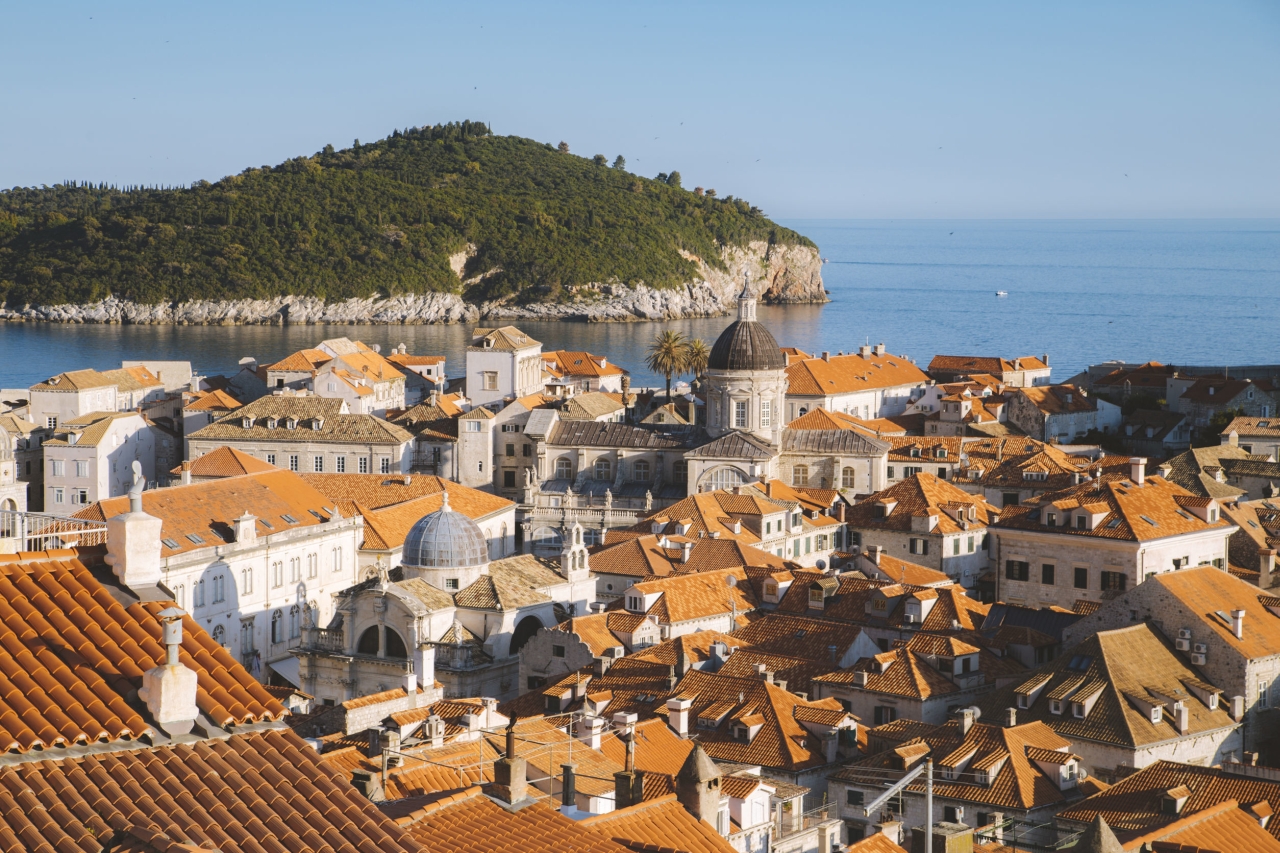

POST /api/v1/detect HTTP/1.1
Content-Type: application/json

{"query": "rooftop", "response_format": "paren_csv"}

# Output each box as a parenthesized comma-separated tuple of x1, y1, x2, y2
(787, 351, 930, 397)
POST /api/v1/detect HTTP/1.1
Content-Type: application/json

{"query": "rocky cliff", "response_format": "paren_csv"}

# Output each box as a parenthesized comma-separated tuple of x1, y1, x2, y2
(0, 241, 824, 325)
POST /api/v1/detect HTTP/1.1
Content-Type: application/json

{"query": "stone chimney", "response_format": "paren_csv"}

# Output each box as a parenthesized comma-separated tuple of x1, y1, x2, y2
(561, 763, 578, 811)
(1261, 549, 1276, 590)
(676, 744, 722, 827)
(138, 607, 199, 736)
(958, 707, 975, 735)
(577, 713, 604, 749)
(1130, 457, 1147, 486)
(614, 716, 643, 809)
(1232, 695, 1246, 721)
(105, 463, 163, 591)
(492, 716, 528, 804)
(404, 671, 418, 710)
(1173, 702, 1190, 734)
(682, 541, 693, 563)
(233, 512, 257, 545)
(868, 545, 883, 566)
(426, 714, 445, 748)
(179, 461, 192, 485)
(822, 351, 831, 362)
(1232, 609, 1246, 640)
(1003, 707, 1017, 727)
(668, 697, 692, 738)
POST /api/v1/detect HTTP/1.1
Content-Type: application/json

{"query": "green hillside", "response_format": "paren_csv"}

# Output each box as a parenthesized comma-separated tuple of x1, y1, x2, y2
(0, 122, 812, 308)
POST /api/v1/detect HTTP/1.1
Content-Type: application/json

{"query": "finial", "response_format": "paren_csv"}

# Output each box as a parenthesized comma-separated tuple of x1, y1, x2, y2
(440, 489, 451, 511)
(128, 460, 145, 513)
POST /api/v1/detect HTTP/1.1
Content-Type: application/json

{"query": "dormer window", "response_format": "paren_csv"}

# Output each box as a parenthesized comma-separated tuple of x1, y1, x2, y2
(312, 419, 323, 430)
(1050, 700, 1063, 715)
(266, 418, 278, 429)
(1072, 702, 1086, 718)
(910, 447, 921, 458)
(285, 418, 298, 430)
(242, 417, 253, 429)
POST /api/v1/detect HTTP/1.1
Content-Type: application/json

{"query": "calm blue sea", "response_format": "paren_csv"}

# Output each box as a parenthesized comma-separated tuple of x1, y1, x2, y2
(0, 219, 1275, 390)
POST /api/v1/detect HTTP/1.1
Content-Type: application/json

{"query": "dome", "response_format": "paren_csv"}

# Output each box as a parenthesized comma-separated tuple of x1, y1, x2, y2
(402, 492, 490, 569)
(708, 320, 786, 371)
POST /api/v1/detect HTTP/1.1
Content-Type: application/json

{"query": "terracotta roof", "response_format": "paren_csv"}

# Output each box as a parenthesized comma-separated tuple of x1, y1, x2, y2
(1057, 760, 1280, 845)
(845, 473, 999, 534)
(562, 392, 627, 420)
(31, 368, 124, 392)
(190, 394, 413, 444)
(1162, 444, 1273, 500)
(388, 353, 446, 367)
(634, 490, 789, 545)
(0, 549, 284, 753)
(832, 719, 1073, 811)
(398, 786, 626, 853)
(1015, 385, 1100, 415)
(43, 411, 142, 447)
(549, 420, 702, 450)
(591, 534, 788, 580)
(75, 469, 339, 557)
(929, 355, 1049, 376)
(862, 553, 953, 587)
(357, 490, 512, 551)
(543, 350, 628, 378)
(0, 728, 422, 853)
(996, 473, 1234, 543)
(813, 646, 959, 698)
(888, 436, 965, 463)
(978, 623, 1237, 748)
(1180, 377, 1264, 406)
(583, 795, 738, 853)
(787, 351, 930, 397)
(172, 445, 277, 478)
(184, 388, 242, 411)
(303, 472, 473, 511)
(628, 567, 757, 624)
(599, 718, 695, 777)
(1139, 567, 1280, 658)
(266, 348, 332, 372)
(746, 479, 847, 515)
(1092, 362, 1176, 391)
(1141, 799, 1280, 853)
(849, 832, 912, 853)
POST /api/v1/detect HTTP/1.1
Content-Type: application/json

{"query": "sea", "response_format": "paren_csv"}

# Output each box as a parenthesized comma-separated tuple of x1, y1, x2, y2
(1, 219, 1276, 390)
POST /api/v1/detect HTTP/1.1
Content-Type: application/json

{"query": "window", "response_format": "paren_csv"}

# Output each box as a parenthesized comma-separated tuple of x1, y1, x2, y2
(1002, 492, 1019, 507)
(938, 467, 948, 478)
(734, 400, 748, 428)
(289, 606, 300, 639)
(212, 574, 225, 604)
(51, 460, 64, 477)
(944, 807, 961, 823)
(313, 456, 324, 473)
(75, 460, 88, 478)
(358, 457, 369, 474)
(336, 456, 345, 473)
(465, 421, 482, 433)
(1005, 560, 1030, 581)
(241, 567, 253, 594)
(482, 371, 498, 391)
(381, 458, 391, 474)
(1101, 571, 1126, 592)
(674, 460, 688, 484)
(332, 547, 342, 574)
(910, 538, 929, 556)
(953, 538, 960, 556)
(1261, 680, 1271, 708)
(46, 417, 58, 429)
(445, 578, 460, 590)
(760, 399, 772, 428)
(792, 465, 809, 486)
(1076, 515, 1087, 530)
(271, 610, 283, 644)
(212, 624, 226, 646)
(903, 466, 922, 477)
(506, 443, 515, 457)
(503, 470, 516, 488)
(288, 455, 299, 472)
(842, 467, 856, 489)
(72, 489, 88, 505)
(552, 644, 566, 658)
(523, 443, 532, 457)
(1042, 563, 1055, 585)
(846, 789, 865, 806)
(193, 580, 205, 608)
(887, 466, 895, 479)
(555, 457, 573, 479)
(53, 487, 64, 504)
(272, 561, 283, 588)
(595, 459, 612, 480)
(634, 460, 651, 481)
(1074, 567, 1089, 589)
(266, 454, 276, 466)
(967, 535, 975, 553)
(873, 706, 898, 725)
(307, 553, 317, 578)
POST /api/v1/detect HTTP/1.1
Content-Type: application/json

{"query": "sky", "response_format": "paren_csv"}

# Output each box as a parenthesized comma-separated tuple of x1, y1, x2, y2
(3, 1, 1278, 219)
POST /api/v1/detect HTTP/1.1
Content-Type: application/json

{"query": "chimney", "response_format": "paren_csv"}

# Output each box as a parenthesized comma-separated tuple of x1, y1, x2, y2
(1173, 702, 1190, 733)
(822, 351, 831, 362)
(492, 717, 528, 804)
(682, 541, 693, 563)
(676, 744, 722, 827)
(561, 763, 578, 811)
(959, 708, 975, 735)
(868, 544, 883, 566)
(1003, 707, 1017, 727)
(1261, 549, 1276, 590)
(859, 345, 872, 358)
(874, 343, 886, 356)
(1131, 457, 1147, 486)
(614, 717, 643, 809)
(426, 714, 445, 748)
(137, 608, 199, 736)
(105, 463, 164, 591)
(823, 730, 839, 764)
(668, 697, 693, 737)
(404, 671, 418, 710)
(1043, 354, 1049, 365)
(1231, 695, 1246, 721)
(180, 461, 192, 485)
(233, 512, 257, 545)
(351, 770, 384, 802)
(577, 714, 604, 749)
(1231, 609, 1246, 640)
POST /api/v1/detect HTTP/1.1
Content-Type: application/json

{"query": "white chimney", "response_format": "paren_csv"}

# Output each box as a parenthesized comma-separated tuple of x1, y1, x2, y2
(233, 512, 257, 545)
(1231, 609, 1246, 640)
(404, 671, 418, 710)
(959, 708, 975, 735)
(1173, 702, 1190, 733)
(105, 463, 163, 591)
(180, 462, 192, 485)
(667, 697, 693, 737)
(681, 541, 693, 563)
(1003, 707, 1017, 727)
(868, 545, 882, 566)
(577, 714, 605, 749)
(138, 607, 199, 736)
(1261, 549, 1276, 590)
(1131, 457, 1147, 486)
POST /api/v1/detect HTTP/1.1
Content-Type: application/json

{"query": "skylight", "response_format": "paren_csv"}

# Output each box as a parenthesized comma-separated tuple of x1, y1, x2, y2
(185, 533, 205, 544)
(161, 538, 180, 550)
(1140, 515, 1159, 527)
(282, 514, 298, 524)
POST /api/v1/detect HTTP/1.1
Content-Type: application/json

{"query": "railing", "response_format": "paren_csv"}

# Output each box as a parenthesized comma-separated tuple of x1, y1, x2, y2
(410, 454, 441, 473)
(0, 510, 109, 551)
(310, 627, 346, 653)
(772, 803, 839, 841)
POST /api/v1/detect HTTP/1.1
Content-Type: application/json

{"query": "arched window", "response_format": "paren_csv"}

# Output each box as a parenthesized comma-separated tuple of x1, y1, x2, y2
(792, 465, 809, 487)
(212, 624, 226, 646)
(288, 606, 300, 639)
(488, 529, 500, 560)
(698, 466, 748, 493)
(555, 457, 573, 479)
(384, 628, 408, 659)
(798, 407, 809, 417)
(584, 528, 603, 546)
(532, 527, 563, 557)
(674, 460, 689, 484)
(271, 610, 284, 644)
(594, 458, 612, 481)
(633, 460, 651, 481)
(842, 467, 856, 489)
(356, 625, 380, 655)
(500, 523, 508, 555)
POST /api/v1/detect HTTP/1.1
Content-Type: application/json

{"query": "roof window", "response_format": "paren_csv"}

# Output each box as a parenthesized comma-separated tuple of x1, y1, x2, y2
(308, 509, 325, 520)
(161, 538, 180, 550)
(259, 518, 274, 529)
(282, 514, 299, 525)
(1139, 515, 1158, 527)
(185, 533, 205, 545)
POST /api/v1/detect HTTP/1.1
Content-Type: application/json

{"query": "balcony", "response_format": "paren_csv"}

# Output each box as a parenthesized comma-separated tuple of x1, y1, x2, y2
(310, 627, 346, 653)
(0, 510, 109, 551)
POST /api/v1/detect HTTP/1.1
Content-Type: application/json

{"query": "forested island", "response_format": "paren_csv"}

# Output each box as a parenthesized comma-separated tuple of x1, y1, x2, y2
(0, 122, 825, 324)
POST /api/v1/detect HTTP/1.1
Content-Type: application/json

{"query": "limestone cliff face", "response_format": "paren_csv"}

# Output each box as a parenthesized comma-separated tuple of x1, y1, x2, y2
(0, 241, 823, 325)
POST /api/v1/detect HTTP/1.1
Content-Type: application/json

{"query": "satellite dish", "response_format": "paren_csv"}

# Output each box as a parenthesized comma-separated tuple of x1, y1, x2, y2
(726, 575, 737, 588)
(816, 559, 827, 571)
(969, 705, 982, 720)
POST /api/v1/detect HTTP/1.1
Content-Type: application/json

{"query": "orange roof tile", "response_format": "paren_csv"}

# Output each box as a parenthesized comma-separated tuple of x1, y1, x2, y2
(266, 348, 332, 372)
(184, 387, 242, 411)
(582, 795, 738, 853)
(171, 445, 278, 478)
(787, 352, 930, 397)
(1138, 567, 1280, 658)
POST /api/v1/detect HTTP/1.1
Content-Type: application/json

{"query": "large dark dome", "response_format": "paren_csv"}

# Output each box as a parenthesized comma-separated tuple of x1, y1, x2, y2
(708, 319, 787, 371)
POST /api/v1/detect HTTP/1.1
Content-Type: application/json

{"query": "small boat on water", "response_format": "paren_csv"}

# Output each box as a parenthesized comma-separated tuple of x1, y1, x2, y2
(995, 290, 1009, 297)
(821, 257, 830, 264)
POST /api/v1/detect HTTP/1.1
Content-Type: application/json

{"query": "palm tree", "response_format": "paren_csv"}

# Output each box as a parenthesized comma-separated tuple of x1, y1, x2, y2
(684, 338, 711, 382)
(646, 330, 687, 402)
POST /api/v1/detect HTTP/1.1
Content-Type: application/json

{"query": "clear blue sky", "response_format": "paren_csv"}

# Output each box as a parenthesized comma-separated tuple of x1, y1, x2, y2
(3, 1, 1277, 218)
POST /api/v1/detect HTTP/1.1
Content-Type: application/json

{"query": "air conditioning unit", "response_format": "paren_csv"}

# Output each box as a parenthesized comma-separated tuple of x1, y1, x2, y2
(1175, 638, 1191, 651)
(1178, 628, 1192, 640)
(1193, 643, 1208, 654)
(1191, 653, 1207, 665)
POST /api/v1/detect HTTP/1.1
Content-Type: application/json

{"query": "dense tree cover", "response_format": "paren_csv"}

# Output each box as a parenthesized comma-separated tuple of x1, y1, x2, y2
(0, 121, 812, 307)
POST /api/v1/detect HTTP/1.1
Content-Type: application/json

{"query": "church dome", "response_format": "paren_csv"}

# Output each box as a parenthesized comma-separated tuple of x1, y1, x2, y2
(707, 277, 786, 372)
(402, 492, 489, 569)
